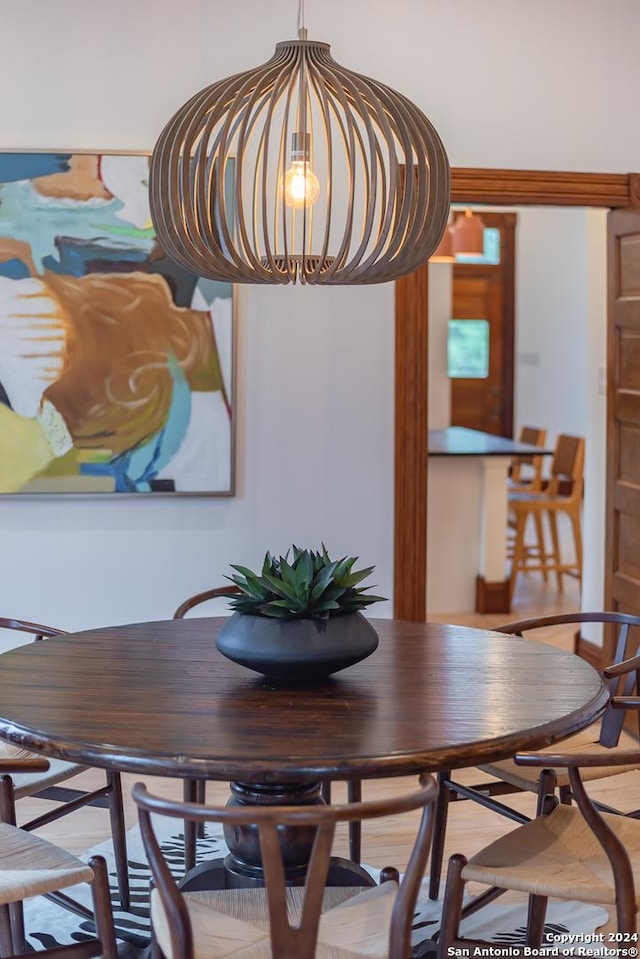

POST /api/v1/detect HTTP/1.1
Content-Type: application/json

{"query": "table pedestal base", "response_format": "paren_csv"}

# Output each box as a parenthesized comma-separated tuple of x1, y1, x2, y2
(180, 853, 375, 891)
(179, 779, 376, 891)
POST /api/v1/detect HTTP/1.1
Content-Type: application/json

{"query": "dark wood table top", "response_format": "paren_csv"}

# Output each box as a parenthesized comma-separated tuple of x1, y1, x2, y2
(429, 426, 554, 457)
(0, 619, 607, 782)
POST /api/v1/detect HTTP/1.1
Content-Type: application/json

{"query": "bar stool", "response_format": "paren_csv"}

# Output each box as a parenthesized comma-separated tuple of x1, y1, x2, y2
(507, 426, 548, 579)
(508, 433, 585, 597)
(509, 425, 547, 492)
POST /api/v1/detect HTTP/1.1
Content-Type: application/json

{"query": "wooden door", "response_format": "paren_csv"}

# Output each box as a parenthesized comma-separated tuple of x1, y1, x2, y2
(450, 270, 504, 434)
(604, 207, 640, 663)
(449, 212, 515, 438)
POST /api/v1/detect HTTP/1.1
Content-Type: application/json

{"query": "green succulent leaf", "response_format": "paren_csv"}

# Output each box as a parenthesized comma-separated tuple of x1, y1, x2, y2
(354, 592, 387, 605)
(261, 573, 299, 603)
(230, 563, 262, 580)
(309, 565, 338, 602)
(312, 599, 342, 612)
(340, 565, 375, 587)
(296, 550, 313, 587)
(332, 556, 353, 581)
(227, 575, 265, 600)
(260, 602, 295, 618)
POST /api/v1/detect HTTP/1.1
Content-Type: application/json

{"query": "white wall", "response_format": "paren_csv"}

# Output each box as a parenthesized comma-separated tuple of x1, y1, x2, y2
(514, 209, 590, 444)
(514, 209, 608, 626)
(513, 208, 608, 625)
(1, 0, 638, 629)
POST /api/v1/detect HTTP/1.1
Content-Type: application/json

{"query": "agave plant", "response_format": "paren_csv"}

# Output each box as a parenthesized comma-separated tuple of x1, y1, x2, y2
(224, 545, 386, 620)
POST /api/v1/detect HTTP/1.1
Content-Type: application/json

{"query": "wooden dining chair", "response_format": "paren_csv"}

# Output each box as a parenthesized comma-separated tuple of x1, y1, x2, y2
(174, 586, 365, 871)
(0, 756, 118, 957)
(0, 617, 130, 909)
(173, 587, 239, 873)
(133, 773, 437, 959)
(172, 585, 240, 620)
(437, 747, 640, 951)
(508, 433, 585, 597)
(428, 610, 640, 902)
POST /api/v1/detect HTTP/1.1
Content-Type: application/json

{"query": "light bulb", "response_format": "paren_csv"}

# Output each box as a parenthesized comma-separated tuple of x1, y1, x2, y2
(282, 131, 320, 210)
(283, 160, 320, 209)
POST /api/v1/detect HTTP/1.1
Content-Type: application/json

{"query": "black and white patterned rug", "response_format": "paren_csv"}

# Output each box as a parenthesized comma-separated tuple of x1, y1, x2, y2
(23, 820, 609, 955)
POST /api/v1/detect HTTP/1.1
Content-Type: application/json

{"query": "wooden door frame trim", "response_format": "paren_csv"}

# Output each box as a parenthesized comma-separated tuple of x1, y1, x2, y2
(451, 169, 640, 208)
(394, 168, 639, 622)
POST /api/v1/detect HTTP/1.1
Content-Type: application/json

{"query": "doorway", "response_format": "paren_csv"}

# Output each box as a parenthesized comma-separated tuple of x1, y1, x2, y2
(393, 167, 638, 623)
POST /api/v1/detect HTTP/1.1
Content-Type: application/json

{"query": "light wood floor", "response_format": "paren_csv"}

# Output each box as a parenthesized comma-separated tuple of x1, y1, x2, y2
(14, 561, 640, 922)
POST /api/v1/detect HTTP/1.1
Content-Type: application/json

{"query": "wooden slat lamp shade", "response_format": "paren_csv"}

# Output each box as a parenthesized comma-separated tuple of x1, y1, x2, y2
(149, 35, 451, 285)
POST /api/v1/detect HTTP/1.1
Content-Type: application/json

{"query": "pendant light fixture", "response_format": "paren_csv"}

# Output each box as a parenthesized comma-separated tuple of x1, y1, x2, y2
(149, 1, 450, 285)
(429, 224, 455, 263)
(451, 209, 485, 257)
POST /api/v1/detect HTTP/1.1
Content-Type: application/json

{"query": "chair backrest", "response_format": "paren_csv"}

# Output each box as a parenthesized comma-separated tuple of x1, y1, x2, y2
(133, 775, 437, 959)
(547, 433, 585, 500)
(0, 617, 64, 641)
(511, 426, 547, 489)
(519, 426, 545, 448)
(496, 611, 640, 747)
(173, 585, 240, 619)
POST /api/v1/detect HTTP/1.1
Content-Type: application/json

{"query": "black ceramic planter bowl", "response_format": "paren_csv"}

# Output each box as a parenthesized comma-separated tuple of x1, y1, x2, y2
(215, 611, 379, 682)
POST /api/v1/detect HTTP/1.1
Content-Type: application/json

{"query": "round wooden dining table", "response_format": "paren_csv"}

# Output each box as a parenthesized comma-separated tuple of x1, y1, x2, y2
(0, 617, 607, 888)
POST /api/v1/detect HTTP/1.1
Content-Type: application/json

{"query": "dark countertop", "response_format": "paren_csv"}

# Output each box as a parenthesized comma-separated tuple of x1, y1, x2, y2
(429, 427, 552, 457)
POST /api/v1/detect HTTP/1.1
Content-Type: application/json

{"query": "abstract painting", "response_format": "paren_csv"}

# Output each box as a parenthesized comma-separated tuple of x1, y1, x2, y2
(0, 152, 234, 494)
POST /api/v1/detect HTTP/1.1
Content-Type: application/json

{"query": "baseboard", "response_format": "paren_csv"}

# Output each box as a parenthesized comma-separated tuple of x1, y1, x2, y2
(573, 630, 602, 671)
(475, 576, 511, 614)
